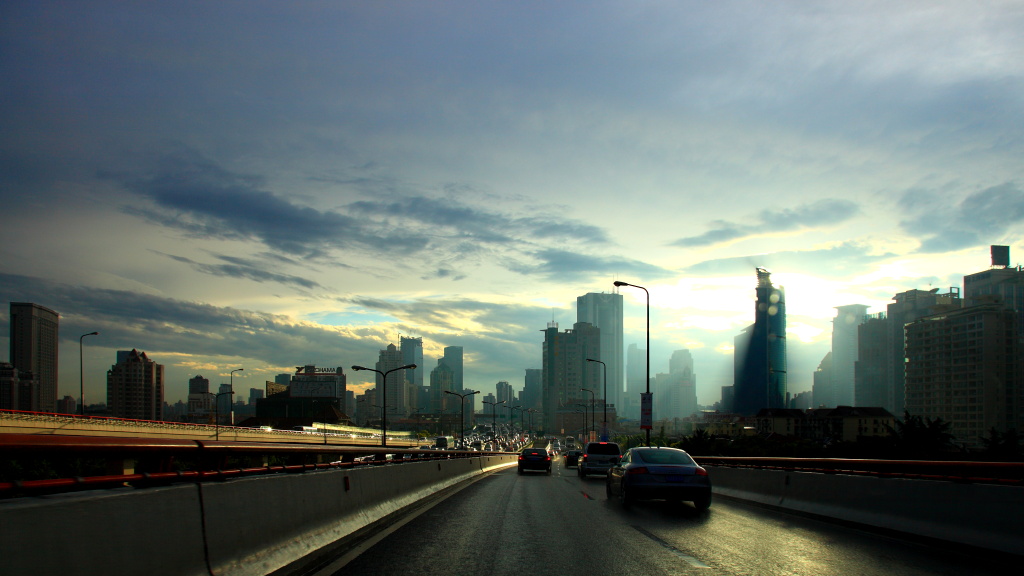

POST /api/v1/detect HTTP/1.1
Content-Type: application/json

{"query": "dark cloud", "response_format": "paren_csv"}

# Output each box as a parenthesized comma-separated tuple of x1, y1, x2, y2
(158, 252, 324, 290)
(506, 249, 674, 282)
(899, 182, 1024, 253)
(669, 199, 860, 248)
(683, 242, 893, 278)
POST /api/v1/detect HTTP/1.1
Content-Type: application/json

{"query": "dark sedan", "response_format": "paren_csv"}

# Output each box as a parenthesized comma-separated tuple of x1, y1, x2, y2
(563, 449, 582, 468)
(606, 447, 711, 510)
(518, 447, 552, 474)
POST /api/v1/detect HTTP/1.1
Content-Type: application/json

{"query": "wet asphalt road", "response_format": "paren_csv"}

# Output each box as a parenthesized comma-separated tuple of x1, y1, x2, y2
(326, 459, 1017, 576)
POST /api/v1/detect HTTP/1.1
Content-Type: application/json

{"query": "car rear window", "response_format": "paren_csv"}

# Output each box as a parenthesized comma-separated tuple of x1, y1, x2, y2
(634, 450, 695, 465)
(585, 443, 620, 455)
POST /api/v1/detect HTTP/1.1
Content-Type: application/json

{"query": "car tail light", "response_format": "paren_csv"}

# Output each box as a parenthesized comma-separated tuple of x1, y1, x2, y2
(695, 467, 708, 476)
(546, 456, 551, 461)
(518, 455, 524, 461)
(627, 467, 649, 475)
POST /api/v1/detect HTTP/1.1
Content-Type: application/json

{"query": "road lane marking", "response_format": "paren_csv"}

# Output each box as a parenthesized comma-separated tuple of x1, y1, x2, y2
(633, 525, 711, 569)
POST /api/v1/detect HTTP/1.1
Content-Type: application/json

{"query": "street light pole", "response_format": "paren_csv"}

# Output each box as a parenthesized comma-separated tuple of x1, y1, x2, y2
(229, 368, 243, 426)
(586, 359, 607, 440)
(580, 388, 595, 440)
(79, 331, 98, 417)
(352, 363, 417, 447)
(445, 390, 479, 449)
(615, 280, 651, 447)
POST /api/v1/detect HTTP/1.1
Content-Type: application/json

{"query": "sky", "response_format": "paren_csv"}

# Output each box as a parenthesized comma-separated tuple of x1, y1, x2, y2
(2, 1, 1023, 409)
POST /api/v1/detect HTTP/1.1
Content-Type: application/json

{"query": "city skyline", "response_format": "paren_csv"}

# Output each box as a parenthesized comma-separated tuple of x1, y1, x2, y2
(2, 2, 1023, 407)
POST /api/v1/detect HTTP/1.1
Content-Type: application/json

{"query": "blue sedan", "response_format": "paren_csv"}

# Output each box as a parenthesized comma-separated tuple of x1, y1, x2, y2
(606, 447, 712, 510)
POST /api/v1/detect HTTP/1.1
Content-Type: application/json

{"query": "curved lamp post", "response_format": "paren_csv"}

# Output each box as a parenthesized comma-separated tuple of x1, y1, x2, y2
(586, 358, 607, 440)
(580, 388, 595, 440)
(79, 331, 99, 416)
(445, 390, 479, 449)
(214, 368, 243, 440)
(352, 363, 417, 447)
(614, 280, 651, 447)
(483, 399, 505, 446)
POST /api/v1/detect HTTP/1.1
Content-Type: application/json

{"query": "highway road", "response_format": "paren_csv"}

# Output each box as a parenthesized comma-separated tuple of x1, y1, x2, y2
(302, 457, 1017, 576)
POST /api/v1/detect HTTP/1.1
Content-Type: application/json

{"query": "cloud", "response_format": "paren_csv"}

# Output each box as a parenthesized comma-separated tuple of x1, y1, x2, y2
(669, 199, 860, 248)
(505, 249, 675, 282)
(157, 252, 324, 291)
(683, 242, 893, 278)
(899, 182, 1024, 253)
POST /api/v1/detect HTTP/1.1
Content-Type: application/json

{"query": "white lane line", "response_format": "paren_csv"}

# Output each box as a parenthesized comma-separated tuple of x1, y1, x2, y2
(633, 525, 711, 569)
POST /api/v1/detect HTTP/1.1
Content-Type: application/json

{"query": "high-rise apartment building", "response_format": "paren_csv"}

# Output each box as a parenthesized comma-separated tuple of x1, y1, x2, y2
(830, 304, 869, 407)
(9, 302, 59, 412)
(429, 360, 455, 414)
(496, 380, 514, 405)
(734, 269, 787, 415)
(660, 350, 698, 421)
(905, 301, 1019, 447)
(854, 314, 888, 408)
(106, 349, 164, 420)
(522, 368, 542, 412)
(576, 292, 623, 417)
(541, 321, 601, 433)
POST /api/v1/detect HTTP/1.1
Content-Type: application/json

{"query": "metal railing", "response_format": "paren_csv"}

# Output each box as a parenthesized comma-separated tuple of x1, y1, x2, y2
(696, 456, 1024, 485)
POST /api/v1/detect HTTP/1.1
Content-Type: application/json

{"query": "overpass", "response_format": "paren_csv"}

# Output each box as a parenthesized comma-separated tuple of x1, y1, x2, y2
(2, 415, 1022, 575)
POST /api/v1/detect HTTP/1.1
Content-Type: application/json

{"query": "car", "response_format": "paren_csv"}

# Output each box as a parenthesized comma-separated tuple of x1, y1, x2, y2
(578, 441, 621, 477)
(563, 449, 582, 468)
(518, 447, 552, 474)
(605, 447, 712, 511)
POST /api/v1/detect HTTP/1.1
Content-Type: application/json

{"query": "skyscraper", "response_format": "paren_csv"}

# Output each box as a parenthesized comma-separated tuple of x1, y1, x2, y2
(576, 292, 624, 417)
(400, 336, 424, 397)
(831, 304, 869, 407)
(541, 321, 601, 433)
(440, 346, 464, 392)
(734, 269, 787, 415)
(375, 343, 408, 421)
(9, 302, 59, 412)
(106, 349, 164, 420)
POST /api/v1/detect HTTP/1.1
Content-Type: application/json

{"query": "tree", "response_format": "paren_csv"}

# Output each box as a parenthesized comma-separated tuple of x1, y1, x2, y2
(888, 411, 955, 458)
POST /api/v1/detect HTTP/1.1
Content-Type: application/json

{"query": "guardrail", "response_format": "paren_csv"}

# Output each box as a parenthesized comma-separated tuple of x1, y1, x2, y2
(696, 456, 1024, 485)
(0, 433, 505, 498)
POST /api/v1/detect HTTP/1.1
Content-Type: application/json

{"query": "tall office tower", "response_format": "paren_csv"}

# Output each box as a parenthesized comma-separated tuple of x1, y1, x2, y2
(905, 301, 1019, 447)
(400, 335, 424, 389)
(734, 268, 787, 415)
(496, 380, 514, 405)
(625, 343, 646, 419)
(375, 343, 409, 421)
(522, 368, 542, 412)
(854, 314, 888, 407)
(540, 321, 601, 433)
(831, 304, 869, 407)
(106, 349, 164, 421)
(9, 303, 59, 412)
(217, 383, 232, 424)
(248, 388, 264, 404)
(440, 346, 464, 392)
(576, 292, 624, 418)
(429, 360, 455, 414)
(274, 373, 291, 386)
(664, 350, 698, 420)
(884, 288, 962, 415)
(811, 352, 832, 408)
(189, 375, 210, 394)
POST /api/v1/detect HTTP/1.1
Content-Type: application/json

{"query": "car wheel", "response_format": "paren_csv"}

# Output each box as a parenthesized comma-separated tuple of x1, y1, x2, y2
(693, 494, 711, 511)
(605, 479, 612, 498)
(619, 481, 632, 506)
(578, 466, 584, 478)
(546, 467, 552, 474)
(518, 467, 523, 475)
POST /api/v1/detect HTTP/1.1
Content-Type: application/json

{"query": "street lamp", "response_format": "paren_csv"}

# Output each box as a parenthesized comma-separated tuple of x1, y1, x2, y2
(580, 388, 595, 440)
(229, 368, 243, 426)
(586, 358, 607, 440)
(79, 331, 98, 416)
(445, 390, 479, 449)
(483, 399, 505, 446)
(352, 363, 417, 447)
(215, 368, 243, 441)
(615, 280, 651, 447)
(575, 403, 588, 438)
(512, 405, 524, 438)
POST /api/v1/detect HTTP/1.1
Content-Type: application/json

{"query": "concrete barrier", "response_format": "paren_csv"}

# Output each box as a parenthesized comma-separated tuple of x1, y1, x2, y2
(709, 466, 1024, 555)
(0, 455, 517, 576)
